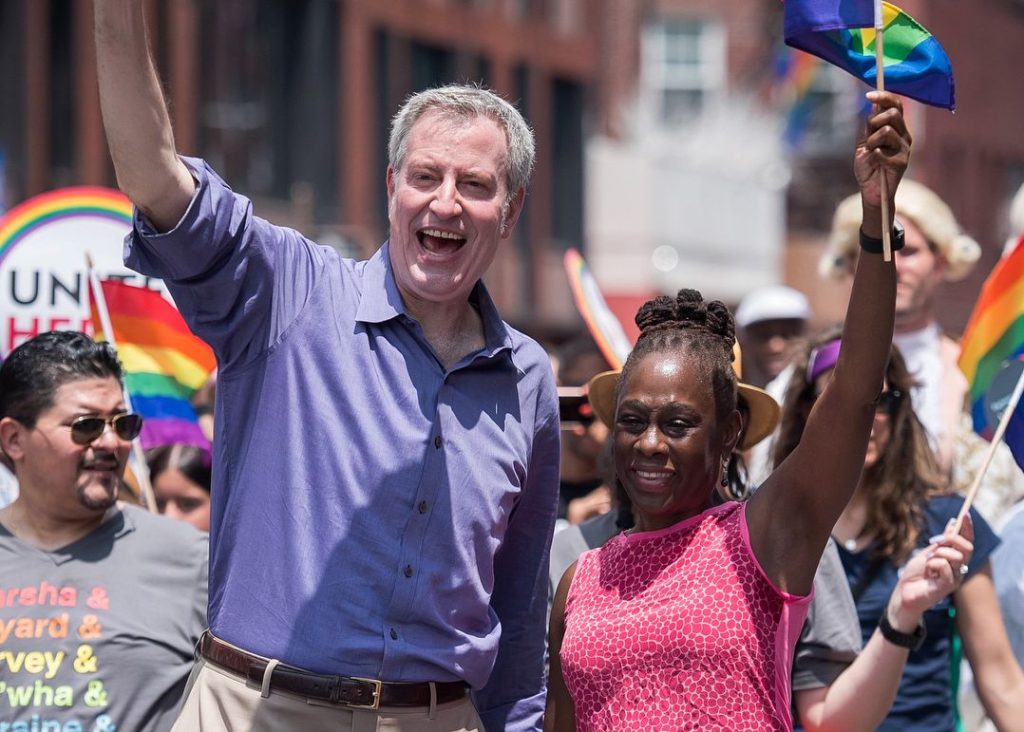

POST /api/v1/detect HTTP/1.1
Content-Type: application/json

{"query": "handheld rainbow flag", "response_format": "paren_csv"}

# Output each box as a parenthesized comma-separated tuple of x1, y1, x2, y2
(784, 0, 955, 110)
(958, 234, 1024, 470)
(88, 278, 215, 451)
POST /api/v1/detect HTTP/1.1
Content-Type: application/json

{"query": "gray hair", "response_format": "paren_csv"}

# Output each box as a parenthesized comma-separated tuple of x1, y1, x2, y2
(388, 84, 536, 197)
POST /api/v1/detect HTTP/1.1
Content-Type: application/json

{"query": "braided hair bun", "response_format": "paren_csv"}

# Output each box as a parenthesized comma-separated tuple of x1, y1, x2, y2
(634, 289, 735, 360)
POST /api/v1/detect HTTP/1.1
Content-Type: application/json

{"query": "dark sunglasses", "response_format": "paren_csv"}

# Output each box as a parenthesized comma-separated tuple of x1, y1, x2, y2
(807, 387, 903, 414)
(875, 389, 903, 416)
(69, 413, 144, 445)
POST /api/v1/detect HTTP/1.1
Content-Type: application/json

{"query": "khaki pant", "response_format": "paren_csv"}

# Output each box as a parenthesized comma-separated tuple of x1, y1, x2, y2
(172, 657, 484, 732)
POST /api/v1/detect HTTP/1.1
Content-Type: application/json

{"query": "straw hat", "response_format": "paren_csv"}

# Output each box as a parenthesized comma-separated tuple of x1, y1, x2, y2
(586, 343, 780, 451)
(819, 180, 981, 282)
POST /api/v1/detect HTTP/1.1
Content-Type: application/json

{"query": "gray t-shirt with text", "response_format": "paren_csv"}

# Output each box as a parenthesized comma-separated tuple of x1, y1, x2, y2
(0, 504, 207, 732)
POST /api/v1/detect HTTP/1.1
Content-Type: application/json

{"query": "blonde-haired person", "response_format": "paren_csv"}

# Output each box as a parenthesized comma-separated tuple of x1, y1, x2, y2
(821, 181, 1024, 525)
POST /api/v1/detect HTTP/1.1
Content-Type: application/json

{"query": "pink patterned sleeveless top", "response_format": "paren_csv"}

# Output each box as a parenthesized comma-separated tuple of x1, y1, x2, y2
(560, 501, 811, 731)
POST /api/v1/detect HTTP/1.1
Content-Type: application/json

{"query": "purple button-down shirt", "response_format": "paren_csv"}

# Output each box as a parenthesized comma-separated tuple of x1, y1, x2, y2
(125, 158, 560, 731)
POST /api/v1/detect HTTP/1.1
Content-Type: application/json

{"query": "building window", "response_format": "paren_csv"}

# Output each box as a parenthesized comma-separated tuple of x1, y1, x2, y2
(197, 0, 339, 218)
(642, 18, 725, 127)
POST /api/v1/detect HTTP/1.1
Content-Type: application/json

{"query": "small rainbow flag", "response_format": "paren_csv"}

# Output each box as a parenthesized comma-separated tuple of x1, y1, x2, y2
(773, 48, 822, 149)
(784, 0, 955, 110)
(563, 249, 633, 370)
(958, 234, 1024, 468)
(89, 279, 215, 451)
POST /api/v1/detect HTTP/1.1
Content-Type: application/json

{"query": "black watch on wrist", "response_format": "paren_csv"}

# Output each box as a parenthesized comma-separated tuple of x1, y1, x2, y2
(879, 611, 926, 651)
(859, 221, 905, 254)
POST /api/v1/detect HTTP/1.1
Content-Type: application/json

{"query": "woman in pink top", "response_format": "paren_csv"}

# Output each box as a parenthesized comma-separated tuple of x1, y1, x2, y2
(546, 93, 951, 731)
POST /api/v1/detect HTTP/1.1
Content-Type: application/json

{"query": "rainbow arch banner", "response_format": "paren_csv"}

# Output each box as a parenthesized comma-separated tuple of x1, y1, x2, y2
(0, 186, 160, 358)
(0, 187, 132, 265)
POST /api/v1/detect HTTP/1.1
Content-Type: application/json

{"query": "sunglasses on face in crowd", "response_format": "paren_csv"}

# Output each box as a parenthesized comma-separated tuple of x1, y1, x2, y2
(874, 388, 903, 417)
(69, 413, 144, 446)
(808, 387, 903, 416)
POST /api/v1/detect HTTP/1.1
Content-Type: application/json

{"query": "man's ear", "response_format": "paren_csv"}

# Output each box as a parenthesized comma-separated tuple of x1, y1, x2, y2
(500, 187, 526, 239)
(385, 167, 398, 224)
(0, 418, 25, 463)
(386, 166, 397, 198)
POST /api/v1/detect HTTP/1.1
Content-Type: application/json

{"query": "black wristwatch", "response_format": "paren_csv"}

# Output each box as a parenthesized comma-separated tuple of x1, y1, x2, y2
(879, 611, 926, 651)
(859, 221, 905, 254)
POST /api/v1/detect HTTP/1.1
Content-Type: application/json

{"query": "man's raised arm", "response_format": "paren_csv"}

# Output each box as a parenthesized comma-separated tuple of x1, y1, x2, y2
(95, 0, 195, 231)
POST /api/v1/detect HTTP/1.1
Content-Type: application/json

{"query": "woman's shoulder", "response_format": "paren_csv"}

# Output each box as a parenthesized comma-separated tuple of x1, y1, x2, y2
(923, 493, 992, 531)
(924, 493, 966, 521)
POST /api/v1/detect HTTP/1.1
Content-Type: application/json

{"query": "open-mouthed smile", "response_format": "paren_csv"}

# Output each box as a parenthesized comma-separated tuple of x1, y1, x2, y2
(417, 227, 467, 256)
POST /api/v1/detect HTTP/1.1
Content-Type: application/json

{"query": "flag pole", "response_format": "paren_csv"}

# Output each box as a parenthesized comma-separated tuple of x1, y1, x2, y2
(874, 0, 893, 262)
(85, 254, 158, 513)
(953, 362, 1024, 534)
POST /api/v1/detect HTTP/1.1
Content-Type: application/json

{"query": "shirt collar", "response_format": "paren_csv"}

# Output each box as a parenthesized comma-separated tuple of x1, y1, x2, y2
(354, 243, 408, 325)
(18, 507, 136, 566)
(355, 243, 516, 365)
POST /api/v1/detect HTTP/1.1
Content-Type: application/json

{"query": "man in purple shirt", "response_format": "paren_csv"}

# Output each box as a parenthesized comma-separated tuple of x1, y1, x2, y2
(94, 4, 560, 731)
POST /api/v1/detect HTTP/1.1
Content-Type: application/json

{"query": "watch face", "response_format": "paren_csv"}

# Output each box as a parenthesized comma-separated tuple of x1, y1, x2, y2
(893, 222, 906, 248)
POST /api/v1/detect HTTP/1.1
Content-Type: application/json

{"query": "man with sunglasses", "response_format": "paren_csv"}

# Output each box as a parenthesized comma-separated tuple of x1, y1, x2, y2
(0, 330, 209, 732)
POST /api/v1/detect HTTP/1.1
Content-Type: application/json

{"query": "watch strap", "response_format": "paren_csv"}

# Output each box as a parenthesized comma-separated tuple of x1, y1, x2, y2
(859, 221, 905, 254)
(878, 610, 926, 651)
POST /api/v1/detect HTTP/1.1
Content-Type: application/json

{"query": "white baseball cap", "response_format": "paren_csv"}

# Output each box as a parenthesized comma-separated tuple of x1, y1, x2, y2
(734, 286, 810, 330)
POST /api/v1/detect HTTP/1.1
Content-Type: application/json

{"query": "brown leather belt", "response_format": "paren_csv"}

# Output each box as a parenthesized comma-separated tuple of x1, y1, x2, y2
(199, 633, 468, 710)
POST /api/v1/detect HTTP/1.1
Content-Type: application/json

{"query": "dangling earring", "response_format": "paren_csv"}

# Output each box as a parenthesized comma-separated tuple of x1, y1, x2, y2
(721, 458, 729, 487)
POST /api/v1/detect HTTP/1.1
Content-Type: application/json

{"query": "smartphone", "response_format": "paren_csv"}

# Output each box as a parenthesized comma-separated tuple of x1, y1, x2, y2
(558, 386, 595, 427)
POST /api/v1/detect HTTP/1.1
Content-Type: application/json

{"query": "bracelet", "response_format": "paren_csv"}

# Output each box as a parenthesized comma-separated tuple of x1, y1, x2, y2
(878, 610, 926, 651)
(859, 221, 905, 254)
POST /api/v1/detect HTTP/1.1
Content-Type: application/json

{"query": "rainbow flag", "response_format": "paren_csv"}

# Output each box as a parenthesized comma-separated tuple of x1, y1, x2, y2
(563, 249, 632, 370)
(958, 234, 1024, 468)
(784, 0, 955, 110)
(89, 279, 215, 451)
(773, 48, 821, 149)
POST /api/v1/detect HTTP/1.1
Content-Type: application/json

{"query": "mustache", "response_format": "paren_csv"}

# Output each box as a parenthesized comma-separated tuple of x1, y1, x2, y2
(79, 451, 122, 471)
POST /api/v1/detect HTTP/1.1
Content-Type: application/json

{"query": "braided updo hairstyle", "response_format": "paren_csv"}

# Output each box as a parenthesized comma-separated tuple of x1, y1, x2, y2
(616, 289, 738, 426)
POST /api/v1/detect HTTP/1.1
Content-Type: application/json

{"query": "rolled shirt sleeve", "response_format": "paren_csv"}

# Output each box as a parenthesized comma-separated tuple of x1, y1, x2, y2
(125, 156, 322, 370)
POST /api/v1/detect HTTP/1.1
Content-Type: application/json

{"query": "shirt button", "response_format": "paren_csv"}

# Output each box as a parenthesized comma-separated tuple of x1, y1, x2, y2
(390, 628, 399, 640)
(434, 435, 442, 449)
(418, 501, 428, 514)
(404, 565, 413, 578)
